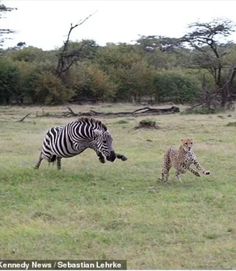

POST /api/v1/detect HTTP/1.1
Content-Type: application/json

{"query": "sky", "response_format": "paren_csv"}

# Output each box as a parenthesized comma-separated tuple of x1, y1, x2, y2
(2, 0, 236, 50)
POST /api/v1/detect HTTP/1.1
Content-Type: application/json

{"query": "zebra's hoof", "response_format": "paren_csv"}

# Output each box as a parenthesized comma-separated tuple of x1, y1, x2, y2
(99, 158, 105, 163)
(120, 155, 128, 161)
(205, 171, 210, 175)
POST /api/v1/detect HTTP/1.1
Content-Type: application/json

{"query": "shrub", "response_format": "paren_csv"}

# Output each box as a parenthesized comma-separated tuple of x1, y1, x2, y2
(135, 119, 159, 129)
(154, 71, 201, 103)
(24, 70, 72, 104)
(70, 63, 117, 102)
(0, 58, 20, 104)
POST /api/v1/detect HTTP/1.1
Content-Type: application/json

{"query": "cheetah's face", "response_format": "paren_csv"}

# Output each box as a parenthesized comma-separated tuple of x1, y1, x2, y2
(181, 138, 193, 152)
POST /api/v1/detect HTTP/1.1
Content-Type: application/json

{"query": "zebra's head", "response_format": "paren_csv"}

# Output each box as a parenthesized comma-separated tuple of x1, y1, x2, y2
(93, 129, 116, 162)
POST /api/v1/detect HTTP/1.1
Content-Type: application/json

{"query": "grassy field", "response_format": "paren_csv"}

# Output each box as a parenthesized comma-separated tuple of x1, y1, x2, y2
(0, 104, 236, 269)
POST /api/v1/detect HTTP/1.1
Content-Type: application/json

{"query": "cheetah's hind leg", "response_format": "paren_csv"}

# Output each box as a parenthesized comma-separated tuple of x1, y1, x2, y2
(176, 171, 183, 182)
(160, 169, 169, 182)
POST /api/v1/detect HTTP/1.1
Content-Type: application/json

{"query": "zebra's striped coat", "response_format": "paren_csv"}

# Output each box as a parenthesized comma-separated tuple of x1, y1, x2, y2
(35, 117, 127, 170)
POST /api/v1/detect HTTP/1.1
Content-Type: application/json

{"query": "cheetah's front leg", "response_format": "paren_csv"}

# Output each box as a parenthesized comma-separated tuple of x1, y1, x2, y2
(193, 160, 210, 175)
(188, 167, 201, 177)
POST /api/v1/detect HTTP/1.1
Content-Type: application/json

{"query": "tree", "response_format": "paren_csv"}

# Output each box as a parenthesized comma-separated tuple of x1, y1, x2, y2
(182, 19, 236, 107)
(136, 35, 192, 69)
(154, 71, 201, 103)
(97, 43, 156, 102)
(115, 60, 156, 102)
(69, 62, 116, 102)
(23, 69, 72, 104)
(137, 35, 183, 52)
(56, 14, 94, 79)
(0, 2, 16, 46)
(0, 58, 20, 104)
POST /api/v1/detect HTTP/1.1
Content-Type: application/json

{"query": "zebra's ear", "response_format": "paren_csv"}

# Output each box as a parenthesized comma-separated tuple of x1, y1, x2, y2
(93, 129, 103, 138)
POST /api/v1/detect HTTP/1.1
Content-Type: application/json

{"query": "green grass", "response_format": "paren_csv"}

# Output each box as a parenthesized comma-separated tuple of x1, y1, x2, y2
(0, 104, 236, 269)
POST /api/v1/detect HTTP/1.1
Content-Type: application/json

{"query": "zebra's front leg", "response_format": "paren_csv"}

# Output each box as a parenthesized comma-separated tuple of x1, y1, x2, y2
(116, 153, 128, 161)
(34, 152, 43, 169)
(96, 151, 105, 163)
(193, 160, 210, 175)
(57, 157, 62, 170)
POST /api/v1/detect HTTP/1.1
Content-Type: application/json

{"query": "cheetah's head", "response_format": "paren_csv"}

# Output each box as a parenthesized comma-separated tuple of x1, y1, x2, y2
(181, 138, 193, 152)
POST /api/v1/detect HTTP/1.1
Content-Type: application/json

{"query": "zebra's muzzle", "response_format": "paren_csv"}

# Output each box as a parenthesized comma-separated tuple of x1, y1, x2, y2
(106, 151, 116, 162)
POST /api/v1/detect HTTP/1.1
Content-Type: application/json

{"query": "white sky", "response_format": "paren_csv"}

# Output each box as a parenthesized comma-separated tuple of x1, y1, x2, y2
(2, 0, 236, 50)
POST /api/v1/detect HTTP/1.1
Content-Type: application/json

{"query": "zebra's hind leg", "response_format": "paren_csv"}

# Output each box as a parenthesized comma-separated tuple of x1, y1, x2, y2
(34, 152, 43, 169)
(56, 157, 62, 170)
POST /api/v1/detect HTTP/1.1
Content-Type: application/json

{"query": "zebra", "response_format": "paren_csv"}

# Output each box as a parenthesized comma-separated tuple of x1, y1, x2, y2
(35, 117, 127, 170)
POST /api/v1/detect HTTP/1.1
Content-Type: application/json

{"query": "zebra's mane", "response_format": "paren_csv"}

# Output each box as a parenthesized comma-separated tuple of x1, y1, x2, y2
(77, 117, 107, 131)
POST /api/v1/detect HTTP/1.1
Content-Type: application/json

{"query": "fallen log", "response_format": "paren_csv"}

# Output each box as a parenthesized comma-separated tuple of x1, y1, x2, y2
(65, 106, 180, 118)
(37, 106, 180, 118)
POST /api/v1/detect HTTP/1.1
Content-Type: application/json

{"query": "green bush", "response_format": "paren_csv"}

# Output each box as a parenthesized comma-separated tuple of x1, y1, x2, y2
(154, 71, 201, 103)
(0, 58, 20, 104)
(70, 63, 117, 102)
(23, 70, 72, 104)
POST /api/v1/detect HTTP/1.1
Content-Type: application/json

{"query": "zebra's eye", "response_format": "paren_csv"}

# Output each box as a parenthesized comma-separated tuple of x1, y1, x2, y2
(103, 140, 107, 144)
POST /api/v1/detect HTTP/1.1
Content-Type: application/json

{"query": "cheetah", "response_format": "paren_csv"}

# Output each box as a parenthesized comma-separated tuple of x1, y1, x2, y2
(160, 138, 210, 182)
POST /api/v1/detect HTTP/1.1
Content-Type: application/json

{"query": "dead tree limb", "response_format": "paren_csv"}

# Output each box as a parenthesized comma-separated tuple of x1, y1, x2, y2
(66, 106, 78, 116)
(62, 106, 180, 118)
(56, 13, 95, 78)
(17, 113, 31, 122)
(36, 106, 180, 118)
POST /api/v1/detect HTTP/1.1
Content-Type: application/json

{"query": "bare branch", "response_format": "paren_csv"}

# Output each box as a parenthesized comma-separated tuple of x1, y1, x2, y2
(17, 113, 31, 122)
(56, 12, 95, 77)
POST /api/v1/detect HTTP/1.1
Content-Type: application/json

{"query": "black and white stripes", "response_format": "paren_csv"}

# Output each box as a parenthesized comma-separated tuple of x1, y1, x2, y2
(35, 117, 127, 170)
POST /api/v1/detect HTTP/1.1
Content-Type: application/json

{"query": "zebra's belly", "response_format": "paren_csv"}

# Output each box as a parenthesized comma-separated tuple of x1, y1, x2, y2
(49, 138, 85, 158)
(51, 147, 83, 158)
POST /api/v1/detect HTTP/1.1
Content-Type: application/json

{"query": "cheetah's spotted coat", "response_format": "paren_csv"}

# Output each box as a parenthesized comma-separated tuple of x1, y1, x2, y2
(161, 139, 210, 182)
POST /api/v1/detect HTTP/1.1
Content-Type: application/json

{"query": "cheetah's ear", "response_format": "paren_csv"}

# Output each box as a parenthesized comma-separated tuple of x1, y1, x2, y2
(93, 129, 103, 139)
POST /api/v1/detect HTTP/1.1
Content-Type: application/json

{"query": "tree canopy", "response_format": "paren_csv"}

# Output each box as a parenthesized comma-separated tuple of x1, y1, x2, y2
(182, 19, 236, 107)
(0, 17, 236, 110)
